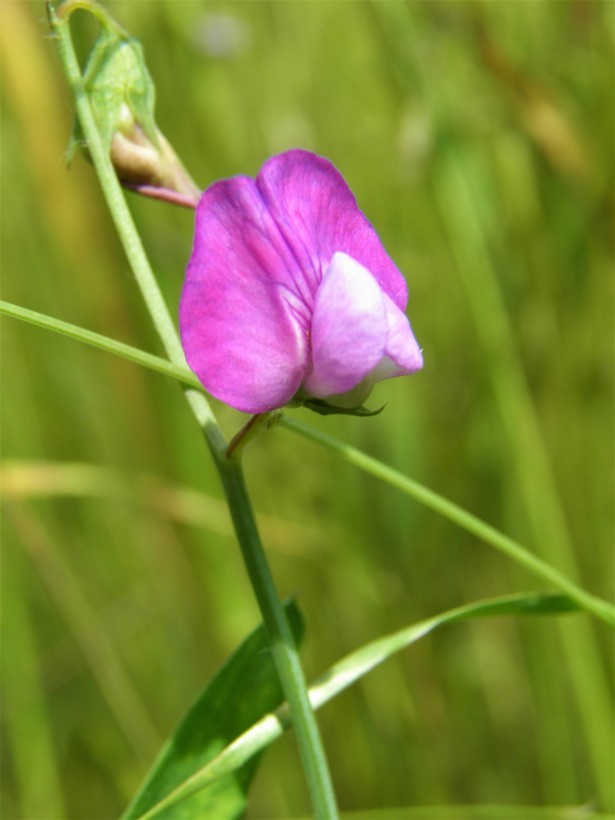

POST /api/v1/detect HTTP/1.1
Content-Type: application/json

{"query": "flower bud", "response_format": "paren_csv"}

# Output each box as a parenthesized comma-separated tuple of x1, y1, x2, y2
(64, 0, 199, 205)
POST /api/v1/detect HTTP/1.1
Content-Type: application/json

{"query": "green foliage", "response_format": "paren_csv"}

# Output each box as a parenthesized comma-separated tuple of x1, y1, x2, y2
(1, 1, 613, 818)
(125, 593, 580, 817)
(123, 600, 304, 819)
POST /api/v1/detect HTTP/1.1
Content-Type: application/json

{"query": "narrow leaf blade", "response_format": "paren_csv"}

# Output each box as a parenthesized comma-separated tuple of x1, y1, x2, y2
(140, 593, 579, 815)
(122, 600, 304, 819)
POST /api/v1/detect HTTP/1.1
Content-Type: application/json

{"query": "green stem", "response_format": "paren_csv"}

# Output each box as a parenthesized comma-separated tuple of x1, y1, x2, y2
(217, 460, 338, 817)
(227, 412, 282, 460)
(4, 296, 614, 629)
(53, 17, 179, 363)
(48, 5, 337, 817)
(0, 300, 203, 391)
(281, 417, 615, 629)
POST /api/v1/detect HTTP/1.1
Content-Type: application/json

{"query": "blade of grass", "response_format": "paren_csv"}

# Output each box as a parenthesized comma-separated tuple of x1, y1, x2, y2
(136, 592, 579, 817)
(334, 806, 606, 819)
(0, 299, 203, 391)
(435, 150, 614, 804)
(371, 3, 613, 803)
(0, 460, 321, 558)
(6, 503, 161, 765)
(281, 418, 615, 628)
(2, 538, 65, 818)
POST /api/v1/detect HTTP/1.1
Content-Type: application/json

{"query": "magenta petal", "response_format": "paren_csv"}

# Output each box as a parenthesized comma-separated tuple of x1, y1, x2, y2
(304, 253, 389, 398)
(180, 150, 422, 414)
(179, 176, 309, 413)
(256, 150, 409, 309)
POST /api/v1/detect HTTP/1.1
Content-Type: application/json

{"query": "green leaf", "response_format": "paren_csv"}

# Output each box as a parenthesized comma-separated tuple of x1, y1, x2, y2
(122, 600, 304, 820)
(135, 593, 579, 816)
(308, 593, 579, 712)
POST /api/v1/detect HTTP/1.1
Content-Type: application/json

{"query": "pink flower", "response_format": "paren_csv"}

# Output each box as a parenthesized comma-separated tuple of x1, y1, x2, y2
(179, 150, 422, 414)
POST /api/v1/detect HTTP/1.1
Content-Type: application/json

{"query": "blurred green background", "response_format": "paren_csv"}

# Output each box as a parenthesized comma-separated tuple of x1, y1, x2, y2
(1, 1, 613, 817)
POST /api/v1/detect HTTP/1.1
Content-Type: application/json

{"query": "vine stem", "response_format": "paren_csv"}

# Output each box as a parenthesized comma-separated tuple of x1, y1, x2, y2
(47, 4, 338, 817)
(281, 418, 615, 628)
(4, 296, 615, 629)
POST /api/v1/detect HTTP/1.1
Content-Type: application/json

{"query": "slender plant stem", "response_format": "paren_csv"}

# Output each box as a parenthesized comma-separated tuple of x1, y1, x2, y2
(281, 418, 615, 629)
(48, 5, 337, 817)
(227, 412, 282, 459)
(4, 296, 614, 629)
(0, 300, 203, 391)
(217, 461, 338, 817)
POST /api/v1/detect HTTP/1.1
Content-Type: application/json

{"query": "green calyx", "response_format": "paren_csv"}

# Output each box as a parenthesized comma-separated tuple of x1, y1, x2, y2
(301, 399, 385, 417)
(64, 2, 158, 161)
(59, 0, 199, 203)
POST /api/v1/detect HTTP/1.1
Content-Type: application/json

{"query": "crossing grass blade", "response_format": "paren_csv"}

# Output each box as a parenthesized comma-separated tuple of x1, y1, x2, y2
(136, 593, 578, 817)
(122, 599, 304, 820)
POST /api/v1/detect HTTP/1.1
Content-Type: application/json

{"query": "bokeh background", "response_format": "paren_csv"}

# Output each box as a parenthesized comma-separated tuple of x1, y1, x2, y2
(1, 1, 613, 817)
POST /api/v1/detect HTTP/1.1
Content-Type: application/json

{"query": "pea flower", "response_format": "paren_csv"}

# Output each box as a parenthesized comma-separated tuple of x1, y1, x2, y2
(179, 150, 423, 414)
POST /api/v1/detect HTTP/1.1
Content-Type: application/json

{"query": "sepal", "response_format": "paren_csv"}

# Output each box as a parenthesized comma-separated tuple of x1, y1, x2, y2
(60, 0, 199, 205)
(301, 398, 385, 417)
